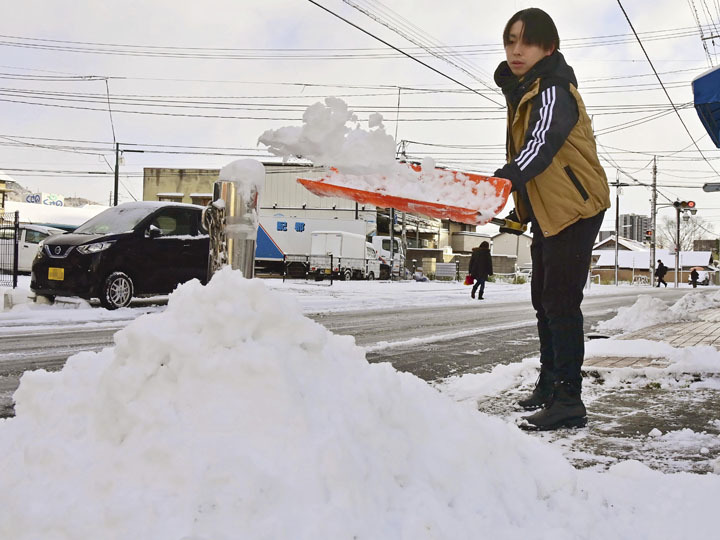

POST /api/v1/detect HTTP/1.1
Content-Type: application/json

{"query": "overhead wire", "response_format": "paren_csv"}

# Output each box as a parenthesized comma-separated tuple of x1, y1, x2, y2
(0, 25, 713, 58)
(617, 0, 720, 178)
(306, 0, 503, 106)
(342, 0, 500, 98)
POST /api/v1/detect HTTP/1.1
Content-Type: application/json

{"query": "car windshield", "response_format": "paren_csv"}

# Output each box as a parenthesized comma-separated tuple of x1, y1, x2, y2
(74, 206, 154, 235)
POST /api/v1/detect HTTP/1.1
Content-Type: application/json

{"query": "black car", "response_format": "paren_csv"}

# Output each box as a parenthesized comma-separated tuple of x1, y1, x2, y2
(31, 202, 209, 309)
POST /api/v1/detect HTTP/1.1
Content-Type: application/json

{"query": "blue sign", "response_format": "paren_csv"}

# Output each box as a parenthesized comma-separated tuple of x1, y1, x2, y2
(256, 224, 284, 260)
(295, 222, 305, 232)
(277, 221, 287, 232)
(694, 65, 720, 147)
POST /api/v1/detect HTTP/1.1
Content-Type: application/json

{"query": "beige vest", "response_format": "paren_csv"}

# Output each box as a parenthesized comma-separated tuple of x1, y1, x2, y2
(508, 81, 610, 237)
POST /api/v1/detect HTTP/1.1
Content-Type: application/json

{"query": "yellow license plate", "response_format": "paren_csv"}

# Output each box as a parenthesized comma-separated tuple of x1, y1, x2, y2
(324, 269, 331, 274)
(48, 267, 64, 281)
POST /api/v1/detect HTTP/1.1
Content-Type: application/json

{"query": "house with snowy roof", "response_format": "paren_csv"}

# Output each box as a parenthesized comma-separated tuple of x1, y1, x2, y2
(592, 235, 715, 284)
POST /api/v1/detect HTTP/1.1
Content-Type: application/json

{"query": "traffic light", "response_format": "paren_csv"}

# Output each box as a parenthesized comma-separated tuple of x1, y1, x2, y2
(645, 230, 653, 241)
(673, 200, 697, 213)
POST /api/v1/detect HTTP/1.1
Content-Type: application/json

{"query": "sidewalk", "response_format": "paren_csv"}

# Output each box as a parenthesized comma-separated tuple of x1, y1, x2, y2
(475, 308, 720, 474)
(585, 308, 720, 368)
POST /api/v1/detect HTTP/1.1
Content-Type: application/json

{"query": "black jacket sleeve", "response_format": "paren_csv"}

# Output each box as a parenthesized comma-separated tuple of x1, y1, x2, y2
(495, 83, 578, 191)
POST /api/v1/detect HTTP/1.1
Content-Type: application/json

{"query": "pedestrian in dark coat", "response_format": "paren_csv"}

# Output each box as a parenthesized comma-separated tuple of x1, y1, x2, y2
(656, 260, 668, 287)
(469, 241, 493, 299)
(690, 269, 699, 288)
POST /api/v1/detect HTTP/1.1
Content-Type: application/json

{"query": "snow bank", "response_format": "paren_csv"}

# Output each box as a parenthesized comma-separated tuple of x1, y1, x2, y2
(595, 290, 720, 333)
(1, 269, 720, 539)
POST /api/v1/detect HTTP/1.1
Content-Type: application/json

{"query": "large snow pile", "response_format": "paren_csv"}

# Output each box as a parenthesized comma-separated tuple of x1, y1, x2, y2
(595, 290, 720, 333)
(258, 97, 505, 217)
(1, 269, 720, 539)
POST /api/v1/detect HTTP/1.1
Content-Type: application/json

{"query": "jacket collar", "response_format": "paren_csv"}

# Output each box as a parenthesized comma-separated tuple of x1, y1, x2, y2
(494, 51, 577, 106)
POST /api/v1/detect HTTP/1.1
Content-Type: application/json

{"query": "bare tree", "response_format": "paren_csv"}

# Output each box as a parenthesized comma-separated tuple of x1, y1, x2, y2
(656, 215, 714, 250)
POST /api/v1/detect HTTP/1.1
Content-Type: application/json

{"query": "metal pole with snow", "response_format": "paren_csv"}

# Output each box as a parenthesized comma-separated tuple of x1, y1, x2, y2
(204, 159, 265, 281)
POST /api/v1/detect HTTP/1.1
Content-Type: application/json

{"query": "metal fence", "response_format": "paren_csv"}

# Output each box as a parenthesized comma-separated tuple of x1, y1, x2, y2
(435, 262, 460, 281)
(0, 211, 19, 288)
(283, 254, 385, 283)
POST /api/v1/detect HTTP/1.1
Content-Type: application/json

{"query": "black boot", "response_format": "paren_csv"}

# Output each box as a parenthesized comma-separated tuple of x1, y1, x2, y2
(520, 381, 586, 431)
(517, 370, 554, 410)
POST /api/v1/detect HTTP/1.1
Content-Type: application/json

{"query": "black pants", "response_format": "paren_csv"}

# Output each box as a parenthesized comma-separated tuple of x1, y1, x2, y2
(656, 276, 667, 287)
(530, 211, 604, 390)
(471, 278, 486, 298)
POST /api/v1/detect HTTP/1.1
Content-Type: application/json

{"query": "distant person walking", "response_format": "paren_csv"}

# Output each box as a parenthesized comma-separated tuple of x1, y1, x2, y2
(656, 260, 668, 287)
(690, 268, 699, 288)
(469, 241, 493, 299)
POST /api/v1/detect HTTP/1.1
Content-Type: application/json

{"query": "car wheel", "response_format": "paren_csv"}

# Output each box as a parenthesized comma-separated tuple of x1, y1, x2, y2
(342, 269, 353, 281)
(367, 271, 375, 280)
(100, 271, 134, 310)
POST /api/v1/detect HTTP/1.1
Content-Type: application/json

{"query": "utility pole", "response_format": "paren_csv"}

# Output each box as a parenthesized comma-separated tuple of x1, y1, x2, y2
(675, 201, 681, 288)
(113, 142, 119, 206)
(612, 174, 629, 286)
(650, 156, 657, 286)
(389, 208, 395, 281)
(113, 143, 144, 206)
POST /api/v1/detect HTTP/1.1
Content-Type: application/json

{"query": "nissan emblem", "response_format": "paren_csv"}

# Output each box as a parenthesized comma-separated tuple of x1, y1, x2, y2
(54, 246, 62, 255)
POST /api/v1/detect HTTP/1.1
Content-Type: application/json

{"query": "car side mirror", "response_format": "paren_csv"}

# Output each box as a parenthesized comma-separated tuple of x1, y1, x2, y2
(146, 225, 161, 239)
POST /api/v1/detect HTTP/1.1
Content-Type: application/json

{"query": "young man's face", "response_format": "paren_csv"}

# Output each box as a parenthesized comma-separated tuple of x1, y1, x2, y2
(504, 20, 553, 77)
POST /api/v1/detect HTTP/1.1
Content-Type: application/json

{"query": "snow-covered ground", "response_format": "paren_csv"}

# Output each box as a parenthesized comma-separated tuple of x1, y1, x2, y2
(1, 270, 720, 539)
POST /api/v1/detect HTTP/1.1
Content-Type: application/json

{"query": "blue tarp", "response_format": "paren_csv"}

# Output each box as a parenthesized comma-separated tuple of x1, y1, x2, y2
(693, 65, 720, 148)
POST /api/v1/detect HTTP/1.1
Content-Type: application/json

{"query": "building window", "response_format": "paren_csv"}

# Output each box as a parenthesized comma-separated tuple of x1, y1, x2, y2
(157, 192, 185, 203)
(190, 193, 212, 206)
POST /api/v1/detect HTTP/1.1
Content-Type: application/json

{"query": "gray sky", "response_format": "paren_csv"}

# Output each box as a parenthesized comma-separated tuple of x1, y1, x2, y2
(1, 0, 718, 232)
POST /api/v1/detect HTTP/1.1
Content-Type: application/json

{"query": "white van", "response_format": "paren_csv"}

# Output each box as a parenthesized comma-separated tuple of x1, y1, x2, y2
(0, 224, 64, 273)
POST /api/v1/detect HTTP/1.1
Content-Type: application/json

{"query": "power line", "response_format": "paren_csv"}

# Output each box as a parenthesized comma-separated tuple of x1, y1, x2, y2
(305, 0, 503, 106)
(0, 25, 712, 58)
(104, 79, 116, 144)
(617, 0, 720, 178)
(342, 0, 500, 97)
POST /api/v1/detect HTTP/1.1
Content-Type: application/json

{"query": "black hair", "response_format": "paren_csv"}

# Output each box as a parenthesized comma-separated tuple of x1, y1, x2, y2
(480, 241, 489, 248)
(503, 8, 560, 52)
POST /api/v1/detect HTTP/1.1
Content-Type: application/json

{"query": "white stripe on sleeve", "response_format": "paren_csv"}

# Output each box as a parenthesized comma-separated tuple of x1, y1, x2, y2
(516, 86, 556, 171)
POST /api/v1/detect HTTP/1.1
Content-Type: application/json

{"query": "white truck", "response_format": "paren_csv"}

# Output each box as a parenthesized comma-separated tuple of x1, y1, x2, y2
(370, 235, 405, 279)
(255, 216, 400, 278)
(308, 231, 380, 281)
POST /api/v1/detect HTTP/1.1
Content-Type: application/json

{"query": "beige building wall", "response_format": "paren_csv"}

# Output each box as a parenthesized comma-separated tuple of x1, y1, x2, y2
(0, 179, 7, 209)
(450, 231, 492, 253)
(492, 232, 532, 267)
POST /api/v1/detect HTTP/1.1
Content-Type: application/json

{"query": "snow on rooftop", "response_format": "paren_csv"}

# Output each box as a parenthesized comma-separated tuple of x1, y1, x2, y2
(594, 235, 648, 251)
(594, 249, 713, 270)
(5, 201, 108, 227)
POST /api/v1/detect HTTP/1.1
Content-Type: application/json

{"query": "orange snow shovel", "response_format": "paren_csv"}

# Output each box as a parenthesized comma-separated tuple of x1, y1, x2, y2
(297, 165, 524, 232)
